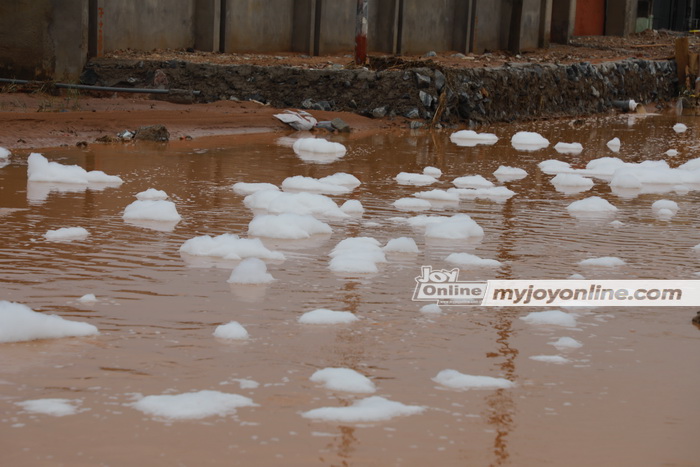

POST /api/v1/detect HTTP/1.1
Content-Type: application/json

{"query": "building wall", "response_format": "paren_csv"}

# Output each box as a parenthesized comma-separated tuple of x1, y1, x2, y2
(223, 0, 295, 53)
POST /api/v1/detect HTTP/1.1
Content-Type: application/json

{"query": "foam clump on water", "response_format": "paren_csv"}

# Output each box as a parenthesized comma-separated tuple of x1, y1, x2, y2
(607, 137, 621, 152)
(579, 256, 625, 267)
(310, 368, 376, 393)
(0, 147, 11, 159)
(329, 237, 386, 274)
(340, 199, 364, 214)
(179, 233, 285, 261)
(395, 172, 438, 186)
(301, 396, 425, 423)
(131, 390, 256, 421)
(298, 308, 359, 324)
(445, 252, 501, 268)
(413, 189, 460, 202)
(511, 131, 550, 151)
(136, 188, 168, 201)
(16, 399, 81, 417)
(493, 165, 528, 181)
(448, 186, 516, 201)
(666, 149, 679, 157)
(213, 321, 249, 339)
(432, 370, 515, 390)
(539, 159, 574, 174)
(551, 173, 594, 190)
(248, 213, 332, 239)
(27, 153, 123, 184)
(232, 182, 279, 196)
(673, 123, 688, 133)
(318, 172, 361, 188)
(393, 197, 432, 211)
(292, 138, 347, 155)
(548, 337, 583, 349)
(566, 196, 617, 214)
(0, 301, 99, 343)
(44, 227, 89, 242)
(281, 175, 353, 194)
(452, 174, 494, 189)
(383, 237, 419, 254)
(227, 258, 275, 284)
(423, 166, 442, 178)
(520, 310, 577, 327)
(651, 199, 678, 219)
(424, 214, 484, 239)
(77, 294, 97, 304)
(529, 355, 570, 364)
(244, 190, 347, 218)
(554, 142, 583, 154)
(420, 303, 442, 314)
(449, 130, 498, 147)
(123, 200, 182, 222)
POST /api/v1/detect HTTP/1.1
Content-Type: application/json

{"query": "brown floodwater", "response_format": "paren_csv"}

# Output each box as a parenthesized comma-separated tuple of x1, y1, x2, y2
(1, 114, 699, 467)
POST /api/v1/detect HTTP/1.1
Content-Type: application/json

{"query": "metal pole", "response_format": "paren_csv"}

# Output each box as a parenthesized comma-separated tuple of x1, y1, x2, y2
(355, 0, 368, 65)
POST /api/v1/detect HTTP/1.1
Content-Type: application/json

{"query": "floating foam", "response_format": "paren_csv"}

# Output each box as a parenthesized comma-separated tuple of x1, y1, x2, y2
(131, 390, 256, 420)
(554, 142, 583, 154)
(423, 166, 442, 178)
(77, 294, 97, 304)
(511, 131, 550, 151)
(0, 147, 10, 159)
(395, 172, 438, 186)
(319, 172, 361, 188)
(179, 234, 285, 261)
(383, 237, 419, 254)
(329, 237, 386, 273)
(520, 310, 577, 327)
(566, 196, 617, 214)
(449, 130, 499, 147)
(493, 165, 527, 181)
(393, 197, 432, 211)
(340, 199, 364, 214)
(606, 137, 621, 152)
(27, 153, 123, 184)
(123, 200, 182, 222)
(420, 303, 442, 314)
(452, 175, 494, 189)
(432, 370, 515, 390)
(136, 188, 168, 201)
(244, 190, 347, 218)
(248, 213, 332, 239)
(424, 214, 484, 239)
(413, 189, 460, 202)
(282, 175, 353, 194)
(579, 256, 625, 267)
(298, 309, 358, 324)
(213, 321, 249, 340)
(227, 258, 275, 284)
(550, 174, 594, 192)
(673, 123, 688, 133)
(539, 159, 574, 174)
(529, 355, 570, 364)
(0, 301, 99, 343)
(44, 227, 89, 242)
(445, 252, 501, 268)
(301, 396, 425, 423)
(16, 399, 81, 417)
(310, 368, 376, 393)
(548, 337, 583, 350)
(232, 182, 280, 196)
(651, 199, 679, 216)
(666, 149, 679, 157)
(292, 138, 346, 155)
(448, 187, 516, 201)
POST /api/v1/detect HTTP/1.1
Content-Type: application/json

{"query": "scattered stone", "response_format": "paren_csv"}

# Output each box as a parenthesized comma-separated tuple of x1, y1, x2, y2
(301, 98, 315, 109)
(153, 69, 168, 88)
(371, 106, 388, 118)
(419, 90, 434, 108)
(312, 100, 332, 111)
(95, 135, 118, 143)
(424, 51, 437, 58)
(434, 70, 446, 92)
(404, 108, 420, 119)
(76, 141, 88, 148)
(134, 125, 170, 142)
(452, 53, 467, 59)
(331, 118, 350, 133)
(315, 121, 335, 131)
(409, 121, 424, 129)
(179, 135, 193, 141)
(117, 130, 134, 141)
(415, 73, 431, 88)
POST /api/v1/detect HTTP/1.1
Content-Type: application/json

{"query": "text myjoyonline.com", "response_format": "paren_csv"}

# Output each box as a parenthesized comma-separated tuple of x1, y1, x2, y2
(491, 284, 682, 305)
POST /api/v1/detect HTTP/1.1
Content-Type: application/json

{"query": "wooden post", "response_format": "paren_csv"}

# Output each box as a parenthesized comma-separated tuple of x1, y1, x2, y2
(675, 36, 690, 89)
(355, 0, 368, 65)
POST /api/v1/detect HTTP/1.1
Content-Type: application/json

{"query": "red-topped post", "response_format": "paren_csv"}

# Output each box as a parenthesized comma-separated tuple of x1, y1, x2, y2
(355, 0, 368, 65)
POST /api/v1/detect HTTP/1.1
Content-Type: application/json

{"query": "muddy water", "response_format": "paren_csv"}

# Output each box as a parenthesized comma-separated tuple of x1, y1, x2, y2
(1, 114, 699, 466)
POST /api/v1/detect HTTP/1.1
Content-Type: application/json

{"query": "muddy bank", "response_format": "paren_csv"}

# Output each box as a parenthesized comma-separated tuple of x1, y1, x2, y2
(83, 56, 679, 126)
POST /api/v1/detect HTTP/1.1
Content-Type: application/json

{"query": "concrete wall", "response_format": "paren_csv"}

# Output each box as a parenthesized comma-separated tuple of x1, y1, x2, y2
(223, 0, 295, 53)
(606, 0, 638, 36)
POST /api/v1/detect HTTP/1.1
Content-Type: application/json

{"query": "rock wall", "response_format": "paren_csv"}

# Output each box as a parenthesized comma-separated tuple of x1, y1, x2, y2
(83, 57, 678, 125)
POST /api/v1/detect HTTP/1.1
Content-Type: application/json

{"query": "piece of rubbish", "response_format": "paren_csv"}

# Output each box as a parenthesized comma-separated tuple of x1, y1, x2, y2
(612, 99, 638, 111)
(273, 110, 318, 131)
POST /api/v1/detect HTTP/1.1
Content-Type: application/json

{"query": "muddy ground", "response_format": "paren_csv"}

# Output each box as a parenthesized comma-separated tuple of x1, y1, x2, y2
(0, 30, 696, 151)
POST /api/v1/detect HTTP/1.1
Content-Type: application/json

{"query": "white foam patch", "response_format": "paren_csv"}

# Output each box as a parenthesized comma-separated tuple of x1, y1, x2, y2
(666, 149, 679, 157)
(340, 199, 364, 214)
(0, 147, 11, 159)
(301, 396, 425, 423)
(520, 310, 577, 327)
(511, 131, 550, 151)
(420, 303, 442, 314)
(539, 159, 573, 174)
(607, 137, 621, 152)
(554, 142, 583, 154)
(393, 197, 432, 211)
(318, 172, 361, 187)
(395, 172, 438, 186)
(424, 214, 484, 239)
(550, 173, 594, 193)
(493, 165, 527, 181)
(44, 227, 89, 242)
(448, 187, 516, 201)
(27, 153, 123, 184)
(227, 258, 275, 284)
(651, 199, 679, 218)
(16, 398, 81, 417)
(383, 237, 419, 254)
(529, 355, 570, 364)
(232, 182, 280, 196)
(310, 368, 376, 393)
(578, 256, 625, 267)
(433, 370, 515, 390)
(248, 213, 332, 239)
(673, 123, 688, 133)
(567, 196, 617, 214)
(244, 190, 347, 218)
(298, 309, 359, 324)
(213, 321, 249, 340)
(329, 237, 386, 274)
(449, 130, 498, 147)
(452, 175, 494, 189)
(0, 301, 99, 343)
(548, 337, 583, 350)
(282, 175, 353, 194)
(413, 189, 460, 202)
(445, 253, 501, 268)
(77, 294, 97, 304)
(423, 166, 442, 178)
(292, 137, 347, 155)
(136, 188, 168, 201)
(123, 200, 182, 222)
(131, 390, 256, 420)
(179, 234, 285, 261)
